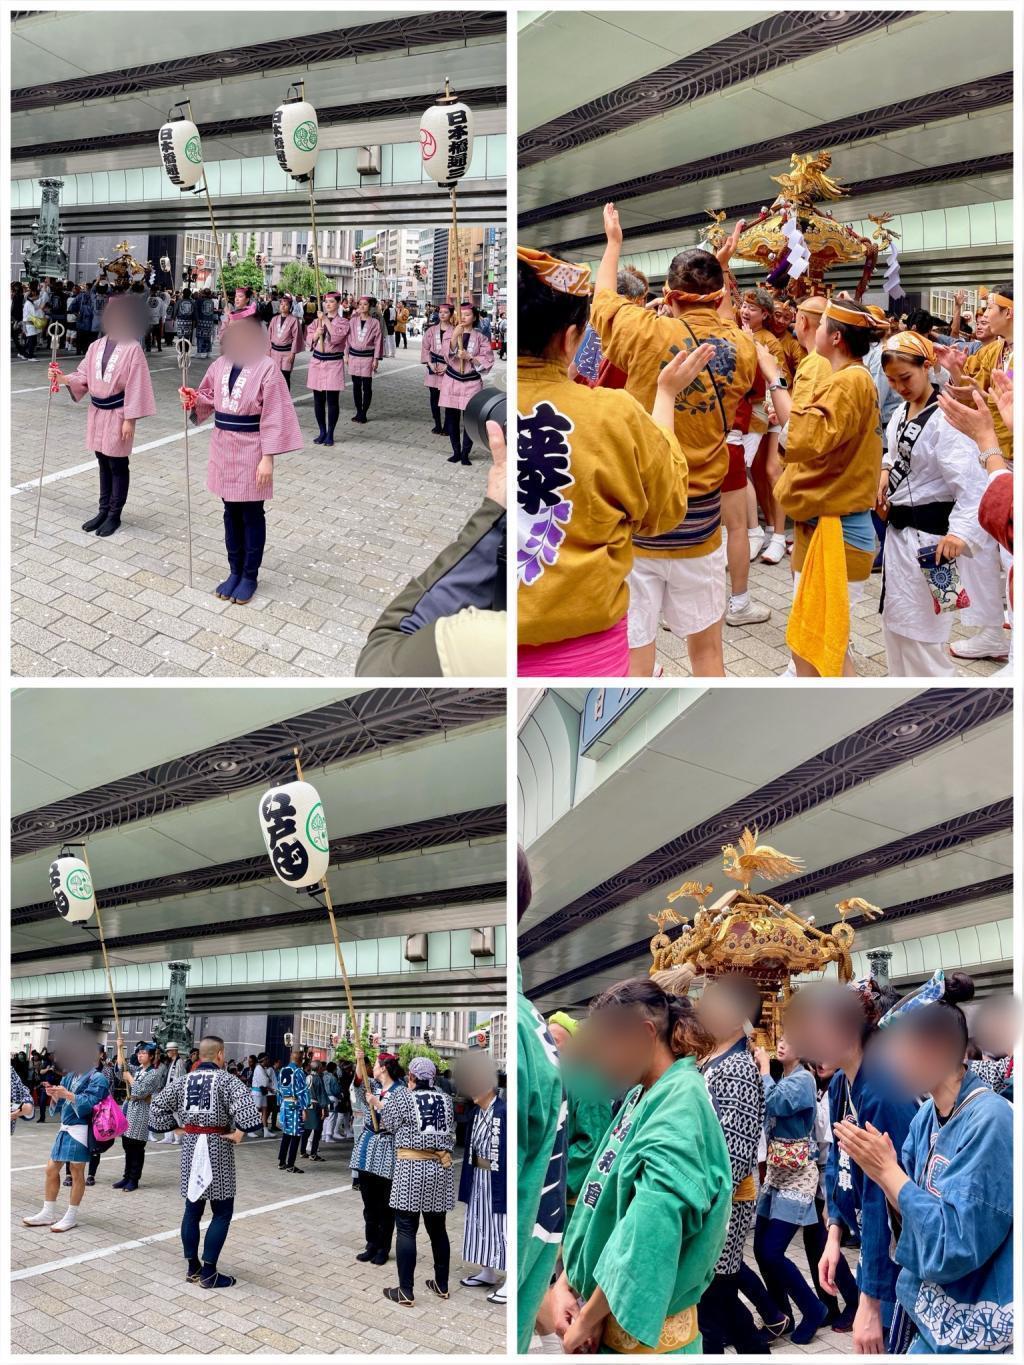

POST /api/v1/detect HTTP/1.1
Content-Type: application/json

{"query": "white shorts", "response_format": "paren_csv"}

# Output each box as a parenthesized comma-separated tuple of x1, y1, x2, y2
(627, 545, 727, 645)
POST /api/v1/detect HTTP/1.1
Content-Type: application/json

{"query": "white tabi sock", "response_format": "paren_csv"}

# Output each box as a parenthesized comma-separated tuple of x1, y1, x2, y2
(537, 1332, 564, 1354)
(51, 1205, 79, 1232)
(23, 1201, 58, 1226)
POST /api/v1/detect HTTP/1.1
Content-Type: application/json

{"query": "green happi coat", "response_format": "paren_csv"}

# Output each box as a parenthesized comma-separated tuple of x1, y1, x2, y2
(562, 1056, 732, 1353)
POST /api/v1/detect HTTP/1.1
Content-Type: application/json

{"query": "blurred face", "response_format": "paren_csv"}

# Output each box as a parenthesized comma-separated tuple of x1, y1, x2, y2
(883, 356, 931, 403)
(878, 1019, 961, 1096)
(785, 989, 858, 1069)
(740, 300, 766, 330)
(696, 982, 747, 1043)
(221, 319, 266, 365)
(52, 1029, 100, 1075)
(454, 1053, 497, 1102)
(102, 298, 142, 341)
(584, 1007, 657, 1092)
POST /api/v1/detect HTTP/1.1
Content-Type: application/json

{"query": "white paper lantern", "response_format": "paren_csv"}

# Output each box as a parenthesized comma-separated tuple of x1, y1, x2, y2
(258, 780, 329, 889)
(420, 96, 474, 189)
(273, 99, 319, 182)
(49, 856, 96, 923)
(158, 117, 204, 190)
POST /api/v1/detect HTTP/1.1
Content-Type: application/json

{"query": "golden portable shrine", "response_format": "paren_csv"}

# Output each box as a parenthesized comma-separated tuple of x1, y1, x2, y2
(648, 828, 883, 1050)
(704, 150, 899, 300)
(96, 240, 148, 289)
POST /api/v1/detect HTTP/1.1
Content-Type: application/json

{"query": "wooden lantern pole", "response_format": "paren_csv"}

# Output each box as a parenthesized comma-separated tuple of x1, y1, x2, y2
(292, 748, 377, 1129)
(76, 844, 127, 1075)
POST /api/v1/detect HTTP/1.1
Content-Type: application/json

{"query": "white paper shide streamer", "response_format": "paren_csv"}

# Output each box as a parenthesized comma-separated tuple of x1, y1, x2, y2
(781, 214, 811, 280)
(48, 856, 96, 923)
(884, 241, 904, 302)
(158, 115, 204, 190)
(257, 780, 329, 889)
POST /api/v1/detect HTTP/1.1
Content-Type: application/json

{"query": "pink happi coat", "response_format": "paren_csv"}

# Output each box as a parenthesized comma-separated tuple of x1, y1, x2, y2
(64, 337, 156, 458)
(439, 326, 494, 412)
(344, 316, 384, 378)
(304, 315, 349, 391)
(421, 322, 453, 391)
(193, 355, 302, 502)
(267, 312, 305, 373)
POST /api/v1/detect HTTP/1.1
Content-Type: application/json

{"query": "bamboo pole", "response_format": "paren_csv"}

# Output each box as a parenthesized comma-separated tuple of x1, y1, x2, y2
(174, 337, 194, 588)
(186, 99, 229, 314)
(293, 748, 377, 1129)
(297, 81, 324, 317)
(78, 845, 126, 1075)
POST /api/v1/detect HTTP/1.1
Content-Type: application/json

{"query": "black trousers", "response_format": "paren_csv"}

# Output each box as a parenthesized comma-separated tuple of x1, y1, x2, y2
(698, 1271, 771, 1355)
(282, 368, 293, 391)
(445, 407, 472, 461)
(122, 1136, 146, 1182)
(222, 500, 266, 577)
(359, 1171, 395, 1255)
(429, 388, 443, 430)
(145, 322, 163, 353)
(278, 1133, 301, 1167)
(95, 452, 130, 514)
(313, 389, 340, 435)
(182, 1196, 233, 1269)
(395, 1210, 449, 1296)
(396, 331, 407, 349)
(300, 1112, 322, 1157)
(351, 375, 373, 417)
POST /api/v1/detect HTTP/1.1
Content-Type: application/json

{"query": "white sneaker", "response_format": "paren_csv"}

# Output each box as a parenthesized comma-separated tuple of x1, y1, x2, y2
(726, 600, 771, 627)
(748, 530, 767, 562)
(950, 630, 1010, 661)
(50, 1207, 78, 1233)
(760, 534, 787, 565)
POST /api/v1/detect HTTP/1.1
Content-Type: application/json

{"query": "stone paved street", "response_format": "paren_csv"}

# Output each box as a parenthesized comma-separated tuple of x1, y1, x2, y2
(11, 1119, 507, 1355)
(657, 547, 1006, 678)
(10, 347, 505, 678)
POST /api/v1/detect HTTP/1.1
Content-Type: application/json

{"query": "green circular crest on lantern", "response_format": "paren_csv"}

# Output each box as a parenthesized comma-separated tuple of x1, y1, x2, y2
(67, 867, 94, 900)
(306, 802, 328, 853)
(293, 122, 318, 153)
(184, 136, 202, 165)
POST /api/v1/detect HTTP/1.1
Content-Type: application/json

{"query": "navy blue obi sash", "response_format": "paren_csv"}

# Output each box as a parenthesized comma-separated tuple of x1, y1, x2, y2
(214, 410, 261, 432)
(429, 351, 445, 364)
(270, 342, 292, 352)
(347, 345, 376, 358)
(91, 391, 125, 409)
(633, 489, 723, 551)
(311, 349, 345, 361)
(445, 366, 480, 383)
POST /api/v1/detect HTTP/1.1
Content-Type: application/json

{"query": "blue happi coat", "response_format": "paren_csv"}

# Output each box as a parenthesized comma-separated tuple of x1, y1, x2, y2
(277, 1063, 310, 1137)
(895, 1070, 1012, 1354)
(826, 1057, 918, 1303)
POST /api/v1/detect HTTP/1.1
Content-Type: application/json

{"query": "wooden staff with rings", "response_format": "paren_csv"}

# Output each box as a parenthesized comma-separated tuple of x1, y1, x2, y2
(174, 336, 195, 587)
(33, 321, 66, 538)
(292, 747, 378, 1130)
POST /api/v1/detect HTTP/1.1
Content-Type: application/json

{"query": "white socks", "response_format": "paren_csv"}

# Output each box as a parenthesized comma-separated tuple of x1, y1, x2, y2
(23, 1201, 58, 1226)
(730, 591, 750, 613)
(50, 1205, 79, 1232)
(537, 1332, 564, 1354)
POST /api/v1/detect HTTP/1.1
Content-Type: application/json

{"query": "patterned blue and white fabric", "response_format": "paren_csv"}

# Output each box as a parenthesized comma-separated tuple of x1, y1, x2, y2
(699, 1039, 764, 1274)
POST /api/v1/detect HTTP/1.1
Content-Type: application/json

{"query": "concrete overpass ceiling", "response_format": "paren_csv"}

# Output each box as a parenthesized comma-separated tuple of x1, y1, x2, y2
(518, 8, 1011, 263)
(11, 688, 507, 1009)
(518, 688, 1011, 1013)
(12, 10, 506, 175)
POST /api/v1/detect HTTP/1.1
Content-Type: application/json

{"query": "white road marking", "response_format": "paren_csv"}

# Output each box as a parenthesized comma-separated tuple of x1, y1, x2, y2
(11, 1183, 354, 1280)
(9, 362, 424, 496)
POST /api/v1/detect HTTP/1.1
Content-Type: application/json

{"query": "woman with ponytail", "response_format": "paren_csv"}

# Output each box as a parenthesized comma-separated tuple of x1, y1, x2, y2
(543, 977, 732, 1354)
(836, 971, 1013, 1354)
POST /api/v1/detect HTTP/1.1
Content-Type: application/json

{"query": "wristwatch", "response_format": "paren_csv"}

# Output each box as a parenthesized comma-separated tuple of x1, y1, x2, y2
(977, 446, 1003, 470)
(767, 377, 789, 393)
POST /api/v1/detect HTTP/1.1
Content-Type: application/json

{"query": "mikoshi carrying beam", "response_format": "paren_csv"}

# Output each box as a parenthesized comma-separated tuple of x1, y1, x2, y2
(174, 337, 195, 588)
(32, 322, 66, 538)
(257, 749, 378, 1129)
(157, 101, 229, 312)
(420, 79, 475, 304)
(48, 844, 128, 1071)
(273, 81, 323, 314)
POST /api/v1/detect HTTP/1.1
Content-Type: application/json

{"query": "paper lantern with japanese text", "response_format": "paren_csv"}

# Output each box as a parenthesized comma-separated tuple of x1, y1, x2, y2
(258, 781, 329, 889)
(49, 856, 96, 923)
(420, 96, 474, 190)
(158, 117, 204, 190)
(273, 98, 319, 183)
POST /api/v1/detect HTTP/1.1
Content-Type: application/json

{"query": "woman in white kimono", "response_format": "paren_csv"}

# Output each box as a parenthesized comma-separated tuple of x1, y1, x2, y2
(877, 331, 991, 676)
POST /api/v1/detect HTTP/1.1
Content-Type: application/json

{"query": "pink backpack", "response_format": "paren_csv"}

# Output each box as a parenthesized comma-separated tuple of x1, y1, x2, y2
(92, 1093, 130, 1143)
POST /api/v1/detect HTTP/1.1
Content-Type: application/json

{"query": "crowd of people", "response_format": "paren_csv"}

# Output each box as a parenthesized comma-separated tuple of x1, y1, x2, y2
(12, 1031, 507, 1310)
(516, 208, 1014, 678)
(517, 846, 1015, 1356)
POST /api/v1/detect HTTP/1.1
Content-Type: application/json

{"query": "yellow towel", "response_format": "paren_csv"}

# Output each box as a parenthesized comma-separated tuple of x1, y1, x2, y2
(786, 515, 849, 676)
